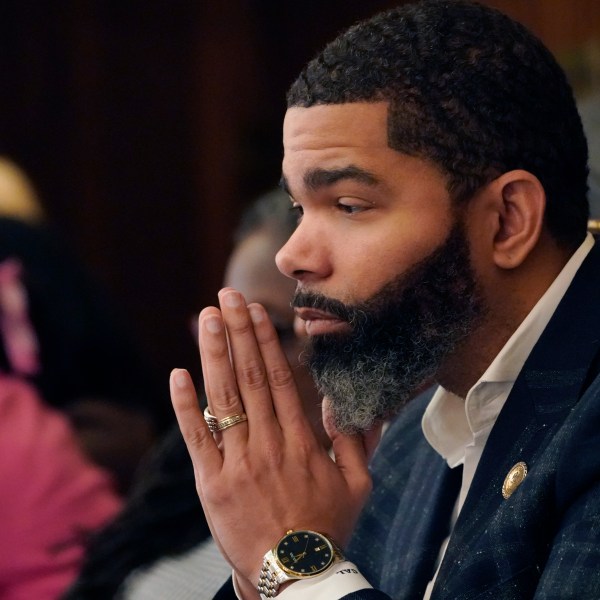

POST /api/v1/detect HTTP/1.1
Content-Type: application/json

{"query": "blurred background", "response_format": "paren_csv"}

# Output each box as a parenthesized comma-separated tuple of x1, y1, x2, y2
(0, 0, 598, 415)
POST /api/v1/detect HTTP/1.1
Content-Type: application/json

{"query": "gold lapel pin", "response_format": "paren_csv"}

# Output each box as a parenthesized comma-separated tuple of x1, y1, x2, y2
(502, 461, 528, 499)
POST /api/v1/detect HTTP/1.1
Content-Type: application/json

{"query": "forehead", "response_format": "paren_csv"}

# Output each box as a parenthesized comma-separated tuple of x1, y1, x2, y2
(282, 102, 418, 195)
(283, 102, 390, 154)
(282, 101, 449, 197)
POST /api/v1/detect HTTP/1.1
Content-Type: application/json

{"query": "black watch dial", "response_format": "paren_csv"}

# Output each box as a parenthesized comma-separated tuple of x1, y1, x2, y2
(276, 530, 335, 576)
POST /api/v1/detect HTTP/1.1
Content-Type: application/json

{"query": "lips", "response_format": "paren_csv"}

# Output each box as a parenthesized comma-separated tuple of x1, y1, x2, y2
(294, 307, 350, 336)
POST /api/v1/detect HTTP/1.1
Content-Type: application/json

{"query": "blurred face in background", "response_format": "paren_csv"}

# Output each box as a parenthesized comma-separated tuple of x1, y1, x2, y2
(224, 223, 328, 448)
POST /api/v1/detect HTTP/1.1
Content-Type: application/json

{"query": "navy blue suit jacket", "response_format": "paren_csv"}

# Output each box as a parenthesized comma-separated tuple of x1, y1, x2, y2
(346, 238, 600, 599)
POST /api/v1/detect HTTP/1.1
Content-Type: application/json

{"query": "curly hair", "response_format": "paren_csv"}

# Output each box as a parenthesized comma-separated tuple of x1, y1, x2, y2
(287, 0, 589, 248)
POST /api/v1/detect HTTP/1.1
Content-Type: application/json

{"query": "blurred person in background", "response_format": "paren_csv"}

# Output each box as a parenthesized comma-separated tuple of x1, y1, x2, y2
(0, 157, 45, 224)
(0, 157, 169, 494)
(0, 375, 122, 600)
(579, 92, 600, 230)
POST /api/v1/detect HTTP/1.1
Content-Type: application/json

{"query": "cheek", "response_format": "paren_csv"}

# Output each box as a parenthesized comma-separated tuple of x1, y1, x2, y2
(335, 233, 453, 302)
(320, 211, 455, 301)
(330, 239, 411, 300)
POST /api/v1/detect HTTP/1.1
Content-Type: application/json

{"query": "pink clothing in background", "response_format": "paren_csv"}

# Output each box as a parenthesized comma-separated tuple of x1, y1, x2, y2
(0, 376, 122, 600)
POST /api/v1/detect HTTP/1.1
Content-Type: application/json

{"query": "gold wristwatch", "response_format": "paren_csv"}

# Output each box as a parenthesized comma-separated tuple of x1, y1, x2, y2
(257, 530, 344, 598)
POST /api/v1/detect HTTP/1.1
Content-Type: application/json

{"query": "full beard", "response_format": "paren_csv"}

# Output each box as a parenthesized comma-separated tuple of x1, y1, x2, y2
(293, 221, 486, 434)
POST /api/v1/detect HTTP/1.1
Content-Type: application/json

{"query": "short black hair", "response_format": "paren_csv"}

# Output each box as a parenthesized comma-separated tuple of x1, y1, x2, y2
(287, 0, 589, 248)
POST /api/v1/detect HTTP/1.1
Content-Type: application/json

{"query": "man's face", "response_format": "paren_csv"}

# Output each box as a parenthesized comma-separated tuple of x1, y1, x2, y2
(293, 221, 485, 433)
(277, 102, 486, 432)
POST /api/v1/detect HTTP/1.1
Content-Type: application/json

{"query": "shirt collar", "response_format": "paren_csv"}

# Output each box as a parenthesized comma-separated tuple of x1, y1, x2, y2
(422, 233, 595, 466)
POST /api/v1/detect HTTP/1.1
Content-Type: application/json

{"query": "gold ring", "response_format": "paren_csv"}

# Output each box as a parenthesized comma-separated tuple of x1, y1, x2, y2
(203, 407, 218, 432)
(204, 407, 247, 432)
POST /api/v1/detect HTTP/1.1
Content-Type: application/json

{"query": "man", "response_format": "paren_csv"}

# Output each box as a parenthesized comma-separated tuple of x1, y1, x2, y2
(170, 1, 600, 598)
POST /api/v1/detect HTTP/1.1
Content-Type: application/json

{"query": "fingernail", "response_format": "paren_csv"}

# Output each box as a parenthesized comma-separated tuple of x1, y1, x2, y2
(172, 368, 189, 388)
(249, 305, 264, 323)
(223, 291, 242, 308)
(204, 315, 222, 333)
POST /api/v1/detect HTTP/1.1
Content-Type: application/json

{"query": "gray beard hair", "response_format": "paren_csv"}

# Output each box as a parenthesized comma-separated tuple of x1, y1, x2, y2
(313, 321, 473, 433)
(298, 222, 486, 434)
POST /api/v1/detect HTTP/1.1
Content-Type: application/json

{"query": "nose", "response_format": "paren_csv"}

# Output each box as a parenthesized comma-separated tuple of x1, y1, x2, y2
(275, 219, 331, 283)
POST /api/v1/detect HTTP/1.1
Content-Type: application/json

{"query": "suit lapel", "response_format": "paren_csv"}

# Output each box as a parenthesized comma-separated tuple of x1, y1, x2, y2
(348, 391, 462, 599)
(381, 446, 461, 598)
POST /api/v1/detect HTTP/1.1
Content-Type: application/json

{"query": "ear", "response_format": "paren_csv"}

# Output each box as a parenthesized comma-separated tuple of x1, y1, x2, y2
(488, 170, 546, 270)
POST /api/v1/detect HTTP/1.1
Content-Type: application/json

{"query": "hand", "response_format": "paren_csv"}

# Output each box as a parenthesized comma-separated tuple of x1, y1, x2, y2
(170, 287, 373, 588)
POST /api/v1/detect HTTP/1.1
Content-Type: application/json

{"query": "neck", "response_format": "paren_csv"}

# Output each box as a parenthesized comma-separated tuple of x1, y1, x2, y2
(435, 316, 514, 398)
(436, 237, 575, 398)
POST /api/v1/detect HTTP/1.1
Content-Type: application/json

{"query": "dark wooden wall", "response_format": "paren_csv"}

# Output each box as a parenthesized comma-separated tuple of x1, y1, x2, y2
(0, 1, 598, 401)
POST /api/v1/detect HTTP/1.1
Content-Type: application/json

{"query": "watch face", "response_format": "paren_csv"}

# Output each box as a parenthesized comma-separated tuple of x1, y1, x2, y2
(276, 530, 335, 577)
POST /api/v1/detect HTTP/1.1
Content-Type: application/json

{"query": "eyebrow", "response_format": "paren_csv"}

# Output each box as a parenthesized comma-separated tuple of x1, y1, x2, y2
(280, 165, 380, 197)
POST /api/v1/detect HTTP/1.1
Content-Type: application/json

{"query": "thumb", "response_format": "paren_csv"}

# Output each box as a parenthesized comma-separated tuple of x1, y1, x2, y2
(321, 398, 373, 545)
(361, 421, 384, 462)
(322, 396, 384, 463)
(322, 397, 377, 498)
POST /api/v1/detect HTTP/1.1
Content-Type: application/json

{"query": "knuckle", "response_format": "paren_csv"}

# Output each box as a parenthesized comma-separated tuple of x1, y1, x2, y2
(213, 385, 241, 412)
(236, 451, 257, 475)
(211, 346, 231, 361)
(267, 365, 294, 389)
(262, 440, 284, 468)
(230, 451, 265, 485)
(204, 341, 230, 362)
(241, 360, 266, 390)
(295, 439, 317, 464)
(228, 319, 254, 336)
(257, 325, 279, 344)
(185, 426, 211, 449)
(204, 482, 231, 506)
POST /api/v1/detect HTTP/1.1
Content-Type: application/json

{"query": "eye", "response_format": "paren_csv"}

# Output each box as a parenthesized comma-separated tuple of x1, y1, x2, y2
(289, 203, 304, 222)
(337, 199, 370, 215)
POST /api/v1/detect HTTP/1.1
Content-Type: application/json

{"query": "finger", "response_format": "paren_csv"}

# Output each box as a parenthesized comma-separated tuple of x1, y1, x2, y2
(247, 302, 312, 438)
(218, 289, 280, 430)
(361, 421, 384, 462)
(330, 433, 372, 508)
(322, 398, 372, 502)
(169, 368, 222, 480)
(169, 368, 234, 565)
(322, 397, 383, 462)
(196, 313, 223, 450)
(198, 306, 248, 444)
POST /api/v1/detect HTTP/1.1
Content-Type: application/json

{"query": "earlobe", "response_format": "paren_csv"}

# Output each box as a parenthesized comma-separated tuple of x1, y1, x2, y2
(491, 170, 545, 270)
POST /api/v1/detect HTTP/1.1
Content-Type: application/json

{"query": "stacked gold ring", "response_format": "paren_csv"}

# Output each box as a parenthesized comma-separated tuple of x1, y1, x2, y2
(204, 407, 248, 432)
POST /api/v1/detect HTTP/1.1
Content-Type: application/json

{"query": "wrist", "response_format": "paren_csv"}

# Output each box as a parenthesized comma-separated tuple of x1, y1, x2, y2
(257, 529, 344, 598)
(274, 561, 372, 600)
(233, 570, 261, 600)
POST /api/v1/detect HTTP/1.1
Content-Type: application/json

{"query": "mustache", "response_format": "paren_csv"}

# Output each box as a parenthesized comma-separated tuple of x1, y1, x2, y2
(292, 290, 353, 322)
